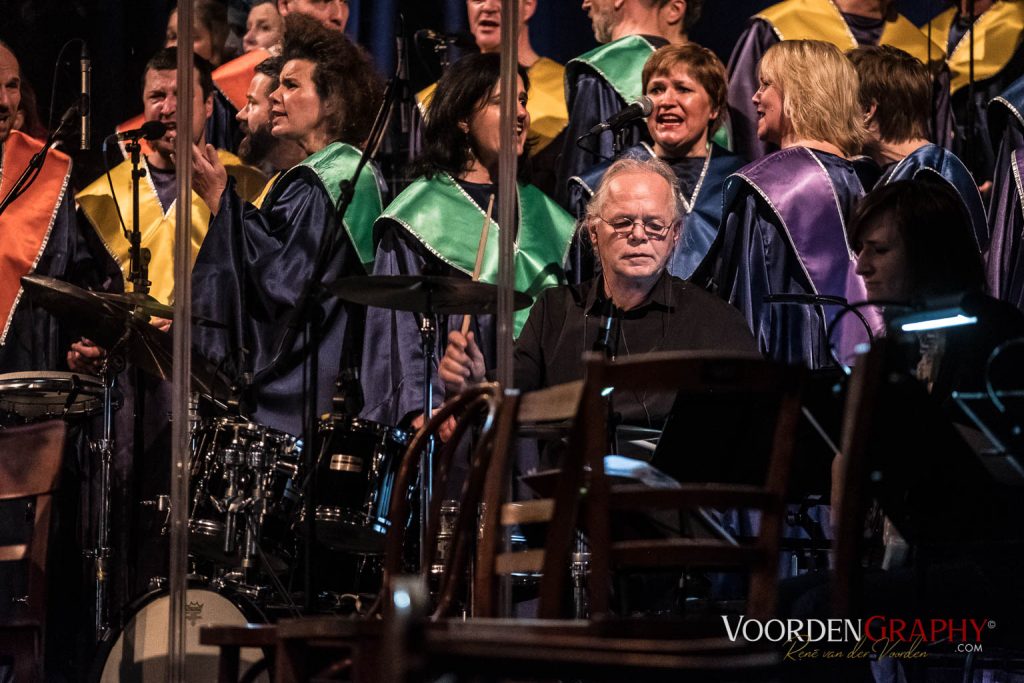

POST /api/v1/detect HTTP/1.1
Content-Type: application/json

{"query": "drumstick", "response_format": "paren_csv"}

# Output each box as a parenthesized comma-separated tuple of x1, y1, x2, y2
(460, 193, 494, 337)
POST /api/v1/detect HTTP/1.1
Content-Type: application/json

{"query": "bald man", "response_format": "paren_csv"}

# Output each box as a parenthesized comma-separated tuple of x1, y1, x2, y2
(277, 0, 348, 31)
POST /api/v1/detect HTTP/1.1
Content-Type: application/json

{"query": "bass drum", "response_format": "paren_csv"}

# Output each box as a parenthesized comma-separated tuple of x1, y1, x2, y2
(92, 586, 268, 683)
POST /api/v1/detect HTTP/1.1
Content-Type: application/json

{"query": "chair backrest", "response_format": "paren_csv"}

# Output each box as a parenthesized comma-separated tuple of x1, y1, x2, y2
(474, 381, 585, 619)
(375, 383, 502, 619)
(0, 420, 66, 624)
(830, 341, 887, 618)
(577, 351, 804, 619)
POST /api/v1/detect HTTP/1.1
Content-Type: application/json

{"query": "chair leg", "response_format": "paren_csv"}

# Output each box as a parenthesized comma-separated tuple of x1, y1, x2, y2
(218, 645, 241, 683)
(8, 628, 42, 683)
(275, 640, 306, 683)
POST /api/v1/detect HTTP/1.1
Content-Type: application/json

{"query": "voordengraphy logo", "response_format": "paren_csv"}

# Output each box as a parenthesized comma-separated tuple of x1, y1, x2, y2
(721, 616, 994, 660)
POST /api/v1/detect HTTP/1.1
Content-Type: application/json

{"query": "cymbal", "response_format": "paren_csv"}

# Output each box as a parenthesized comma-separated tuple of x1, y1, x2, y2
(325, 275, 532, 315)
(21, 275, 231, 398)
(95, 291, 226, 328)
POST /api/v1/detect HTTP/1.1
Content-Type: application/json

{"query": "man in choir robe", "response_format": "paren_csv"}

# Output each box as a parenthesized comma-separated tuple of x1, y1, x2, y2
(557, 0, 698, 206)
(727, 0, 950, 162)
(77, 47, 265, 309)
(851, 45, 987, 250)
(236, 55, 307, 191)
(0, 42, 118, 373)
(924, 0, 1024, 185)
(0, 42, 121, 679)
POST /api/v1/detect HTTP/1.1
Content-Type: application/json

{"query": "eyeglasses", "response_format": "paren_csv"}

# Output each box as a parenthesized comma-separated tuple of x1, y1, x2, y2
(598, 215, 675, 239)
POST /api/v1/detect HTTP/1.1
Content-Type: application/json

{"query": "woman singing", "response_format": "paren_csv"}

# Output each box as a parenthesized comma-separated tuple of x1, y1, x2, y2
(361, 52, 575, 427)
(190, 13, 384, 436)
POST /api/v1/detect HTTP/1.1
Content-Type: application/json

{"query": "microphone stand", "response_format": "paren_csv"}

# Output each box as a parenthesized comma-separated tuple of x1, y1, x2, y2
(299, 43, 407, 609)
(0, 105, 76, 217)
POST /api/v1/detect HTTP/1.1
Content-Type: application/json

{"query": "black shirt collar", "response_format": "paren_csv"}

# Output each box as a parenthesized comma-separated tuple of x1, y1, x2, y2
(585, 269, 675, 316)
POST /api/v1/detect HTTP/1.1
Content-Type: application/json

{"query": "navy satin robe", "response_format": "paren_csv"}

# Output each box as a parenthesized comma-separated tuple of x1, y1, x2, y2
(192, 171, 365, 437)
(696, 149, 867, 369)
(946, 16, 1024, 183)
(727, 17, 953, 162)
(880, 142, 989, 251)
(360, 217, 496, 428)
(987, 77, 1024, 309)
(556, 36, 669, 208)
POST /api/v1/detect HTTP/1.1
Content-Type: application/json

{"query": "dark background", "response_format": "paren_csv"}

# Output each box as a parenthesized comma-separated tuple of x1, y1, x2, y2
(0, 0, 952, 150)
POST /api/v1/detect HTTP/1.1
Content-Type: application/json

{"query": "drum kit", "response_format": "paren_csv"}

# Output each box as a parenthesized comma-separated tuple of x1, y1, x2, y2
(10, 272, 530, 681)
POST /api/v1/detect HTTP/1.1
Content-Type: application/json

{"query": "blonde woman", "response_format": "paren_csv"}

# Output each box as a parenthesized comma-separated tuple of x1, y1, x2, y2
(696, 40, 877, 369)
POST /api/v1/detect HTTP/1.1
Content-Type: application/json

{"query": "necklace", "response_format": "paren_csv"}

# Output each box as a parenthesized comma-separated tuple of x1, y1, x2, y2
(644, 142, 713, 214)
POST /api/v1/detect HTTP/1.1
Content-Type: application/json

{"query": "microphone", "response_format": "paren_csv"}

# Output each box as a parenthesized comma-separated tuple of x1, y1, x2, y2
(116, 120, 167, 141)
(587, 96, 654, 136)
(414, 29, 477, 50)
(80, 43, 91, 151)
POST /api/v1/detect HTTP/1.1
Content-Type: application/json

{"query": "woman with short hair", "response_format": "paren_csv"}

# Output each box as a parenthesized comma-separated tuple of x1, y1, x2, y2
(696, 39, 876, 369)
(568, 42, 745, 281)
(190, 13, 385, 436)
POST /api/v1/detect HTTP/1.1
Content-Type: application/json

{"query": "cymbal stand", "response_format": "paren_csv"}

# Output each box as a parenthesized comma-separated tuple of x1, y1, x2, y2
(418, 295, 437, 571)
(90, 324, 129, 639)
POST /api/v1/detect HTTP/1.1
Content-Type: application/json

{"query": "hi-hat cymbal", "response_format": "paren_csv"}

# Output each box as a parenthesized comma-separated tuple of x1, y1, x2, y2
(325, 275, 532, 315)
(21, 275, 231, 398)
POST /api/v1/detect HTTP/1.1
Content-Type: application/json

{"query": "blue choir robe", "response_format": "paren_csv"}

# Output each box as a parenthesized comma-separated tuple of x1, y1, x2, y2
(727, 1, 952, 162)
(926, 1, 1024, 183)
(987, 76, 1024, 310)
(566, 142, 746, 282)
(694, 146, 879, 369)
(987, 145, 1024, 310)
(360, 175, 575, 427)
(192, 143, 383, 436)
(556, 34, 667, 208)
(879, 142, 989, 251)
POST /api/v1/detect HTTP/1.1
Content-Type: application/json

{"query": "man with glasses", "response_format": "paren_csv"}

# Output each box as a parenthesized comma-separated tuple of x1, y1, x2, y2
(440, 156, 756, 420)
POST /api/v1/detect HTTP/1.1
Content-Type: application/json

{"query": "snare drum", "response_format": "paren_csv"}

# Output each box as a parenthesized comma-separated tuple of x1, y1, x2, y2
(0, 371, 103, 423)
(189, 417, 302, 564)
(311, 415, 411, 554)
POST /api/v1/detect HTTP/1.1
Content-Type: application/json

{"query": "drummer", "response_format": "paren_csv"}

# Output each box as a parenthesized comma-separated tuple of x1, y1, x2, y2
(0, 41, 119, 373)
(359, 52, 576, 429)
(440, 156, 757, 426)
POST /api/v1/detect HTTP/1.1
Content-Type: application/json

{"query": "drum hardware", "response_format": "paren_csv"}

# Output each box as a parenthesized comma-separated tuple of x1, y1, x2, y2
(327, 274, 532, 570)
(306, 415, 411, 554)
(571, 534, 591, 619)
(141, 495, 172, 534)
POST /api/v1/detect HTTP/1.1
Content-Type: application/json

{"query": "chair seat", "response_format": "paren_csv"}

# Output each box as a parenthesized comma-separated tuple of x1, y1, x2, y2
(421, 618, 779, 681)
(199, 623, 277, 648)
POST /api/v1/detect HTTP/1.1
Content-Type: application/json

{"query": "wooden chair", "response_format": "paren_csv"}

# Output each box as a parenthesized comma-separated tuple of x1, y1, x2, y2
(406, 353, 801, 680)
(575, 351, 804, 620)
(271, 383, 504, 683)
(474, 379, 584, 618)
(0, 420, 67, 683)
